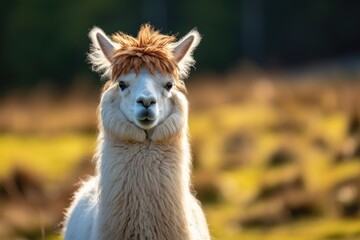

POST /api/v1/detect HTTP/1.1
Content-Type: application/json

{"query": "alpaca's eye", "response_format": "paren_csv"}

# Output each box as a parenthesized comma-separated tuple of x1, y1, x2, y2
(164, 82, 173, 91)
(118, 81, 127, 91)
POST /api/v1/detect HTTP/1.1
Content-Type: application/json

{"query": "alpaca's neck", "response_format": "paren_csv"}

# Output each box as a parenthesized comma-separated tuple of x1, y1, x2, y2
(96, 134, 191, 240)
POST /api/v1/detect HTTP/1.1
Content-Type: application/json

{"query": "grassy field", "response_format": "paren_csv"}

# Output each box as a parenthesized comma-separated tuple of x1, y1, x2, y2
(1, 74, 360, 239)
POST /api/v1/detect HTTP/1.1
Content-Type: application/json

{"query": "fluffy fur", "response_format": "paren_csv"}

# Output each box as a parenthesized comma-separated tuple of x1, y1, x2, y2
(111, 24, 178, 80)
(62, 25, 209, 240)
(88, 24, 201, 91)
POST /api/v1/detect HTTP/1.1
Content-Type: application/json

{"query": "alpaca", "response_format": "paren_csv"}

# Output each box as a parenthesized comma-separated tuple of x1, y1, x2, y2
(62, 24, 210, 240)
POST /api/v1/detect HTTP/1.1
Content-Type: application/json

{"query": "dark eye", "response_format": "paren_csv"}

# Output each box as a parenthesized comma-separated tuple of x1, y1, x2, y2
(118, 81, 127, 91)
(164, 82, 173, 91)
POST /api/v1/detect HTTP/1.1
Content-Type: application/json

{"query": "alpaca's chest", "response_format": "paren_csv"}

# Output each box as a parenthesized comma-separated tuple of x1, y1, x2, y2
(100, 141, 182, 173)
(99, 142, 184, 196)
(97, 142, 189, 239)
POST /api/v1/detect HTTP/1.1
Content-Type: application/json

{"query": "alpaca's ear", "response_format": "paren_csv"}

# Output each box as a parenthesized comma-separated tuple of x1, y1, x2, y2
(88, 27, 119, 78)
(172, 29, 201, 79)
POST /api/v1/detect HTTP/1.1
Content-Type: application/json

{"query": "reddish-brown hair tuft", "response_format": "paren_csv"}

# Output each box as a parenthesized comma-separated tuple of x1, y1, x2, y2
(110, 24, 185, 91)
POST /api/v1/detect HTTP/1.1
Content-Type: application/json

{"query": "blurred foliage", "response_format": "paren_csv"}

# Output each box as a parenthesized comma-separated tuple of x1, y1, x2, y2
(1, 73, 360, 239)
(2, 0, 360, 91)
(2, 1, 360, 239)
(0, 133, 95, 182)
(188, 75, 360, 239)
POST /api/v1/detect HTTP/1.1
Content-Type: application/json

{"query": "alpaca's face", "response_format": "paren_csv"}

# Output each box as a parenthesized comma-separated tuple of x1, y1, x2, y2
(115, 68, 174, 130)
(89, 25, 201, 132)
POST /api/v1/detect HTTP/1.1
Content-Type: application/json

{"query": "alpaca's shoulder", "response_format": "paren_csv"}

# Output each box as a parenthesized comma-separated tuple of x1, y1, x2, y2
(188, 194, 211, 240)
(70, 177, 98, 212)
(74, 177, 98, 200)
(63, 177, 98, 240)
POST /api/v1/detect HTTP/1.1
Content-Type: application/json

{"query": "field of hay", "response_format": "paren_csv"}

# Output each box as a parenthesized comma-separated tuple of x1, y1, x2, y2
(1, 73, 360, 240)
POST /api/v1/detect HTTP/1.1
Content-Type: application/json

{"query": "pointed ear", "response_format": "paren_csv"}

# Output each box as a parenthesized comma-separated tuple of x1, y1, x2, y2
(88, 27, 119, 78)
(172, 29, 201, 79)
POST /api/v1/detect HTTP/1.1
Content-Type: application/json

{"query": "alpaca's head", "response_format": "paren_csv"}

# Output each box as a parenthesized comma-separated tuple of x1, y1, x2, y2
(88, 24, 200, 131)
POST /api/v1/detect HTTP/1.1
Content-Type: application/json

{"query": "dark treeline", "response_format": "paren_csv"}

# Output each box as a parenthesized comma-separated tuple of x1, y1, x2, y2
(1, 0, 360, 91)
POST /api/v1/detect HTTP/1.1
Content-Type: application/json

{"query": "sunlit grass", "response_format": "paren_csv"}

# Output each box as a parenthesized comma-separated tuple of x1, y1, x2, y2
(0, 133, 96, 183)
(205, 203, 360, 240)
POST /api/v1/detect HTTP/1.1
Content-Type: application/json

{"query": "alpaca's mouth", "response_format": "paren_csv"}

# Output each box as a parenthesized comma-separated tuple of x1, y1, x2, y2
(135, 108, 157, 129)
(136, 110, 156, 121)
(138, 118, 153, 124)
(136, 117, 156, 129)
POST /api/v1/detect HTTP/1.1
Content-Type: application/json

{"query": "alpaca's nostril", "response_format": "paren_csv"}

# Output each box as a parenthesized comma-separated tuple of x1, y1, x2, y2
(137, 97, 157, 108)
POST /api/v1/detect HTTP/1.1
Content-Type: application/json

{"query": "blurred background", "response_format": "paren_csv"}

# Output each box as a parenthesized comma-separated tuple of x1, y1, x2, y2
(1, 0, 360, 239)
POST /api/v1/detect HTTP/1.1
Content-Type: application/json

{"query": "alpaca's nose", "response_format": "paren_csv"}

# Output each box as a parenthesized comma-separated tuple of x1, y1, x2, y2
(136, 96, 157, 108)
